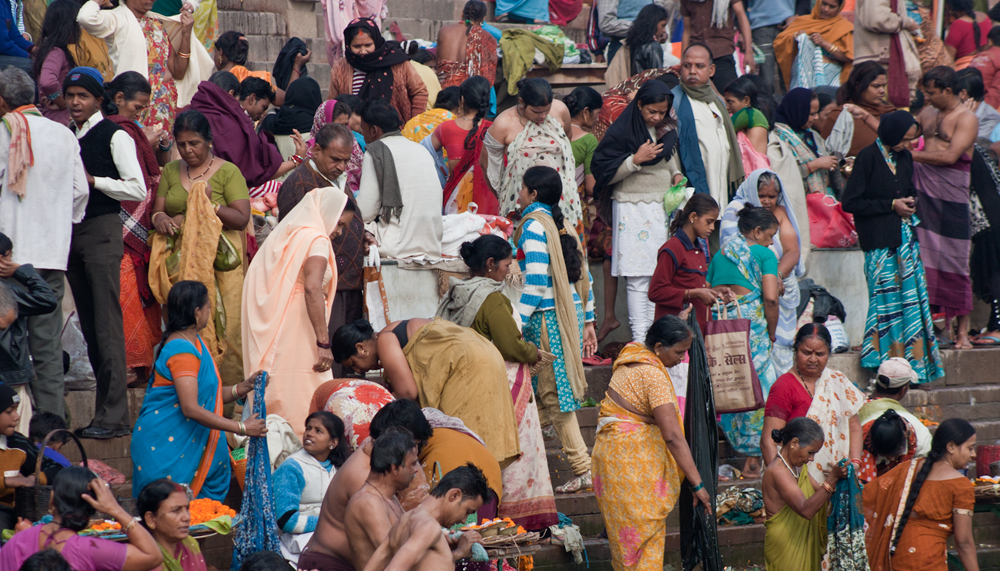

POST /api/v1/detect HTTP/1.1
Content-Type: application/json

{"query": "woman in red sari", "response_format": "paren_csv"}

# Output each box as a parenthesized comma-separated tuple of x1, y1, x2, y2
(436, 1, 498, 89)
(439, 76, 496, 214)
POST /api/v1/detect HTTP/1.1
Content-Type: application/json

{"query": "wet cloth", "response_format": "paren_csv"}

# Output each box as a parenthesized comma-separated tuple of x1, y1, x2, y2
(498, 29, 564, 95)
(773, 0, 854, 90)
(862, 459, 974, 571)
(825, 461, 869, 571)
(439, 24, 498, 88)
(764, 462, 827, 570)
(402, 318, 521, 467)
(491, 115, 583, 232)
(131, 336, 230, 500)
(242, 187, 345, 440)
(592, 343, 683, 571)
(711, 234, 778, 457)
(913, 158, 973, 321)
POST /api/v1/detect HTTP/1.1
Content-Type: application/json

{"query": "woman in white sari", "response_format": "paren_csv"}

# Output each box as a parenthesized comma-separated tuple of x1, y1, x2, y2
(436, 235, 559, 530)
(721, 169, 808, 374)
(761, 323, 864, 481)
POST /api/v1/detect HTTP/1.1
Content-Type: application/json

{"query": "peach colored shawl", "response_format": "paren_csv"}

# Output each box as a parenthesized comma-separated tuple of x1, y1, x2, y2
(242, 187, 346, 374)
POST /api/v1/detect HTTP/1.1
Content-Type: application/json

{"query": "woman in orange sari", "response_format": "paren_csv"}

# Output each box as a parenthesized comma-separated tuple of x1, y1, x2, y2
(241, 187, 356, 440)
(773, 0, 854, 90)
(863, 418, 979, 571)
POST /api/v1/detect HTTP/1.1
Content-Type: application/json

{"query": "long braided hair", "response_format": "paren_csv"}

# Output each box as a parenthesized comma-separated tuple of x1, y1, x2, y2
(890, 418, 976, 554)
(460, 75, 491, 150)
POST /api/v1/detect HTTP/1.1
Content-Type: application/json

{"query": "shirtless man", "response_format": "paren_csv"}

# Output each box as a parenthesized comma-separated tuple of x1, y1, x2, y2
(911, 65, 979, 350)
(297, 400, 434, 571)
(345, 430, 422, 570)
(362, 464, 490, 571)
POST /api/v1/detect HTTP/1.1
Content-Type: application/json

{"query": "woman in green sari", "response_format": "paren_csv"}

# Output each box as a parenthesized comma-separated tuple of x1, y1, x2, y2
(762, 417, 847, 570)
(707, 205, 781, 478)
(138, 478, 208, 571)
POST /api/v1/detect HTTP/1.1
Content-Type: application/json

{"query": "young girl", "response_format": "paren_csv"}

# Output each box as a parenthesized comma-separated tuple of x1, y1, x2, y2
(648, 194, 732, 332)
(723, 76, 771, 174)
(514, 166, 597, 494)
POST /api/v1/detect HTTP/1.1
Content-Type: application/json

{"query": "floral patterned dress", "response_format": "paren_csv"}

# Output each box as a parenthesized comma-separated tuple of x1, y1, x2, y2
(139, 16, 178, 132)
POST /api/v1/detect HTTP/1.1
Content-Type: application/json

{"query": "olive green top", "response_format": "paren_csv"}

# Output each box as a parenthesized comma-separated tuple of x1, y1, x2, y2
(157, 160, 250, 216)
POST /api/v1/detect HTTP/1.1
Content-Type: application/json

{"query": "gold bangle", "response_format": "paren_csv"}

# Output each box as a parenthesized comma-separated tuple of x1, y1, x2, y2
(231, 385, 240, 400)
(239, 421, 246, 436)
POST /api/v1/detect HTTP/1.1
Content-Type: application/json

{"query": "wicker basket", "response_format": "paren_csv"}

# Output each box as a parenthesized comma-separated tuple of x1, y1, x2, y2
(16, 430, 88, 522)
(231, 453, 247, 491)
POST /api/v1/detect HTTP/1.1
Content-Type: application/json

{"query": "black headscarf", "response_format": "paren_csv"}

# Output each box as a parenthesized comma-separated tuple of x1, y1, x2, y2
(591, 80, 679, 220)
(877, 110, 917, 148)
(776, 87, 818, 153)
(261, 77, 323, 136)
(272, 37, 310, 91)
(343, 18, 410, 103)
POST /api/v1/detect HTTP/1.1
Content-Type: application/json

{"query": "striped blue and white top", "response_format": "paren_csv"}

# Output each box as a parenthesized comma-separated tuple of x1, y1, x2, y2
(515, 202, 595, 324)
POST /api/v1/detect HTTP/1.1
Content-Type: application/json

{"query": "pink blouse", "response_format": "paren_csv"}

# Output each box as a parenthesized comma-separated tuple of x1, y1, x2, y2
(0, 525, 128, 571)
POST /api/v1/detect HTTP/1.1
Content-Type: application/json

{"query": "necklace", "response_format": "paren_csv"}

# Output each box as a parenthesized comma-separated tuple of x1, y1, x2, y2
(186, 156, 215, 181)
(793, 369, 815, 397)
(930, 101, 961, 140)
(365, 481, 402, 516)
(776, 452, 798, 477)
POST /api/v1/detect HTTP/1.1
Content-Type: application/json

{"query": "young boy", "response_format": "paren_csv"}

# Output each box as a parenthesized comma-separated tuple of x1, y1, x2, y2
(0, 382, 60, 531)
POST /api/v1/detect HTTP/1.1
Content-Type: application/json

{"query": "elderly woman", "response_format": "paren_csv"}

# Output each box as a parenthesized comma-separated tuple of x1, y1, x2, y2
(592, 316, 712, 571)
(820, 62, 894, 157)
(331, 317, 520, 468)
(773, 0, 854, 91)
(328, 19, 427, 123)
(842, 111, 944, 381)
(709, 205, 781, 479)
(761, 323, 864, 482)
(137, 478, 207, 571)
(0, 467, 162, 570)
(763, 417, 848, 570)
(721, 170, 807, 374)
(273, 412, 351, 564)
(149, 109, 250, 389)
(242, 187, 356, 440)
(131, 281, 266, 500)
(436, 235, 558, 530)
(77, 0, 212, 130)
(591, 80, 683, 343)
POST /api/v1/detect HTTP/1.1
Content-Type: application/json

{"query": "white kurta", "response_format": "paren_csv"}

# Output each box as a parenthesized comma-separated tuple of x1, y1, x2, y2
(690, 98, 732, 214)
(357, 135, 444, 260)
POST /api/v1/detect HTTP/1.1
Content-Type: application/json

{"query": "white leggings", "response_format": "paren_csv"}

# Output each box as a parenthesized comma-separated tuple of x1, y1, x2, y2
(625, 276, 655, 342)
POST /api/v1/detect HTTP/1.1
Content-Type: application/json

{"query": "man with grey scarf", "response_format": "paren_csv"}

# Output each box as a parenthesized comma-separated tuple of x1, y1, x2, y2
(356, 99, 443, 260)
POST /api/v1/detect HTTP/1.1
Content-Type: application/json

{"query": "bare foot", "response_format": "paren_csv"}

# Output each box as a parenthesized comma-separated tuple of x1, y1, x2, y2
(597, 318, 620, 342)
(742, 457, 762, 479)
(954, 335, 974, 350)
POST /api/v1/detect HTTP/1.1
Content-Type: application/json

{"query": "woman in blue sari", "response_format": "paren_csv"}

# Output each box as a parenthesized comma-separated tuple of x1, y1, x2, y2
(131, 280, 268, 500)
(721, 169, 807, 375)
(707, 205, 781, 478)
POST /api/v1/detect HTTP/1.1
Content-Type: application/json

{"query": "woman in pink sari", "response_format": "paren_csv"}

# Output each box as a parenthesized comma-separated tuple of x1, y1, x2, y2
(241, 187, 355, 441)
(436, 235, 559, 530)
(723, 76, 771, 174)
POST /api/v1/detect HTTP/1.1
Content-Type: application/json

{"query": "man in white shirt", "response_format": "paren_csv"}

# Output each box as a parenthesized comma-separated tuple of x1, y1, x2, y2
(356, 99, 443, 261)
(0, 67, 88, 420)
(63, 66, 145, 439)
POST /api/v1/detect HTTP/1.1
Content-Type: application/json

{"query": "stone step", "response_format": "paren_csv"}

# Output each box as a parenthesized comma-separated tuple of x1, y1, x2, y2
(218, 10, 286, 36)
(387, 0, 463, 21)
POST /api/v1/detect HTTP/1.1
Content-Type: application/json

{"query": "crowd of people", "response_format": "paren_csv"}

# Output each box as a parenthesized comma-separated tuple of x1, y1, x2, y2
(0, 0, 995, 568)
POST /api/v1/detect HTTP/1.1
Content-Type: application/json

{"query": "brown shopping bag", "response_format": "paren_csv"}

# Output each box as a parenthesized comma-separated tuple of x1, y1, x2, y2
(703, 301, 764, 413)
(363, 247, 391, 331)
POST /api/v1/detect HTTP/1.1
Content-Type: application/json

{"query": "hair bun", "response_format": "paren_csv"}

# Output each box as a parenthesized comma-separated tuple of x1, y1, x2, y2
(458, 241, 475, 261)
(563, 93, 578, 107)
(770, 428, 784, 443)
(738, 203, 755, 217)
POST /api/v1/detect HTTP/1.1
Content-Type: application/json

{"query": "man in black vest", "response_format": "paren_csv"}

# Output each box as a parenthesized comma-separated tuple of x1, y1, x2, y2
(63, 67, 146, 439)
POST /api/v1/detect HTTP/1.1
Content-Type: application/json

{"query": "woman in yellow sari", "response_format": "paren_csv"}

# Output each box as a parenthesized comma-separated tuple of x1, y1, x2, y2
(592, 316, 711, 571)
(773, 0, 854, 90)
(149, 109, 250, 391)
(762, 417, 847, 571)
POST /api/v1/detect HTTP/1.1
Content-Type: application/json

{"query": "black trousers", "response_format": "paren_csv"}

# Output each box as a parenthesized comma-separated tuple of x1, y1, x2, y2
(711, 55, 739, 94)
(66, 214, 129, 430)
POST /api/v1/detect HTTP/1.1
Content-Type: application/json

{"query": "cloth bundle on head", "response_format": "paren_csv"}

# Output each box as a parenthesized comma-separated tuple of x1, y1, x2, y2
(876, 357, 918, 389)
(876, 110, 917, 148)
(591, 80, 679, 220)
(261, 77, 323, 136)
(63, 66, 109, 101)
(343, 19, 410, 102)
(775, 87, 814, 131)
(0, 382, 19, 412)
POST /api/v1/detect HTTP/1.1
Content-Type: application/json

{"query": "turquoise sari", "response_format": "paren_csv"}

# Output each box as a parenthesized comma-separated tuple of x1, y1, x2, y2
(131, 337, 230, 500)
(713, 235, 779, 457)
